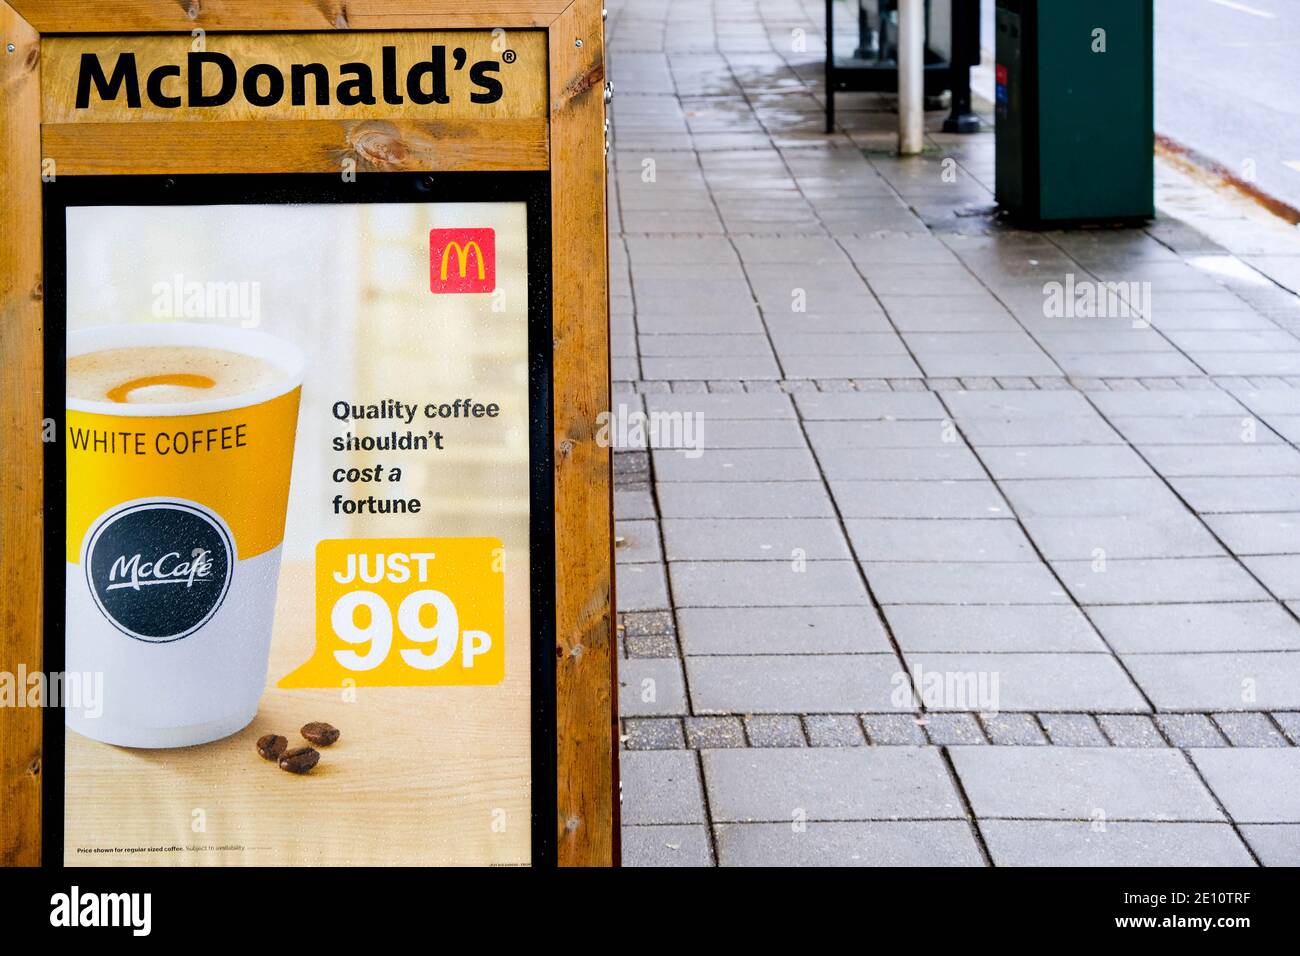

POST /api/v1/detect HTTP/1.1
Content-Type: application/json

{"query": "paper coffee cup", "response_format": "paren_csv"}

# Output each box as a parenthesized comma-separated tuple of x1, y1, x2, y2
(65, 323, 304, 748)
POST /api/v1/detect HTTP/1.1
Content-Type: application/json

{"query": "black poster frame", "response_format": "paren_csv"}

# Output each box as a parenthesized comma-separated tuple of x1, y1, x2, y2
(41, 170, 557, 868)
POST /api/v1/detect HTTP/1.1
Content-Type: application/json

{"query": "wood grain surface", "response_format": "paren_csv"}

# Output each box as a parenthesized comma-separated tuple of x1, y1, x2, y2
(548, 0, 616, 866)
(11, 1, 573, 32)
(0, 0, 43, 868)
(43, 117, 549, 175)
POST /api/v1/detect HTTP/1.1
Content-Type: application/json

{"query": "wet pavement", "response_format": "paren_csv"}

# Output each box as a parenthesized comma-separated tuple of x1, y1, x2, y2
(607, 0, 1300, 866)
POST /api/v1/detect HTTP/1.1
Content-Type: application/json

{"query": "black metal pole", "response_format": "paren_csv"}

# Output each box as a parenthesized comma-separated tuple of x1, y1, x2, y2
(825, 0, 836, 133)
(944, 0, 981, 133)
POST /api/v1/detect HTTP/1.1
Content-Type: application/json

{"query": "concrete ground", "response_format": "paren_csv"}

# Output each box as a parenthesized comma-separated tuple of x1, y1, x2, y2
(607, 0, 1300, 866)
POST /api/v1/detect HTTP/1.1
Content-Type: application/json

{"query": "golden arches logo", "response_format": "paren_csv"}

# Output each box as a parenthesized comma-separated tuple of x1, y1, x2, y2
(440, 240, 487, 281)
(429, 227, 495, 293)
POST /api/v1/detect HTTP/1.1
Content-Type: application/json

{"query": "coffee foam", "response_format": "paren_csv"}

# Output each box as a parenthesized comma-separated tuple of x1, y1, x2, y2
(68, 346, 286, 405)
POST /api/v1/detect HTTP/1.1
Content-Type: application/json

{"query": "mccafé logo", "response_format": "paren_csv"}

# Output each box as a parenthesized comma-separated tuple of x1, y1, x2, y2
(429, 228, 496, 294)
(108, 548, 215, 593)
(85, 501, 233, 643)
(74, 46, 505, 110)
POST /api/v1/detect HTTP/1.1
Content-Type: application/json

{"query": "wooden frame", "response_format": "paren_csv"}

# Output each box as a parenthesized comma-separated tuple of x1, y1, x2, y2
(0, 0, 614, 868)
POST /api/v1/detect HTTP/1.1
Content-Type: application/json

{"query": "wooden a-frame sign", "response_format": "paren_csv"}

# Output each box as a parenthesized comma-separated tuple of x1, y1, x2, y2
(0, 0, 615, 867)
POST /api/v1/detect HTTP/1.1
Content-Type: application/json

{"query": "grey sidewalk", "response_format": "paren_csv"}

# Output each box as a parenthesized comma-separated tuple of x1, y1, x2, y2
(607, 0, 1300, 867)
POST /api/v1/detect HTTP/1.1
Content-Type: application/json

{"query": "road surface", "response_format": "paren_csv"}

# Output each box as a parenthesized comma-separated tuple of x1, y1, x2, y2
(1155, 0, 1300, 214)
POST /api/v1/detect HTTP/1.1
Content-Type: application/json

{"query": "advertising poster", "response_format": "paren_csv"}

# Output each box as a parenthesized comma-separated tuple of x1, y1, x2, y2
(52, 175, 551, 866)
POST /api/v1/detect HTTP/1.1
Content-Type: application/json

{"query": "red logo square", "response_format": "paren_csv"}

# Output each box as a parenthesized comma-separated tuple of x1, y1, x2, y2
(995, 64, 1008, 86)
(430, 228, 496, 293)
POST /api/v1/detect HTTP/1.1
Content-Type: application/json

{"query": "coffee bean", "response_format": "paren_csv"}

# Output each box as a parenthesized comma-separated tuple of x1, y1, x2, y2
(301, 721, 340, 746)
(279, 746, 320, 774)
(256, 734, 288, 761)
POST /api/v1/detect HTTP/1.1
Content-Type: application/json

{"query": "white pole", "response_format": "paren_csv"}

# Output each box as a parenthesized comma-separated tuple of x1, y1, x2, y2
(897, 0, 925, 155)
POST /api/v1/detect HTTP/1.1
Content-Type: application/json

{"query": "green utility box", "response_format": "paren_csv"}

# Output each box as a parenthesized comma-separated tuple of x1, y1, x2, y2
(995, 0, 1154, 226)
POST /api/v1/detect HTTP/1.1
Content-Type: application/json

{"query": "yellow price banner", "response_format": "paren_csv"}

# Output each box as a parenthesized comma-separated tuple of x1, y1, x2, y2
(279, 536, 505, 688)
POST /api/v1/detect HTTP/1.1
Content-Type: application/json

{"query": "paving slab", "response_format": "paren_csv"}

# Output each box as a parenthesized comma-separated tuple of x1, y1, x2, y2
(943, 390, 1098, 418)
(1189, 749, 1300, 823)
(661, 517, 851, 561)
(615, 487, 656, 520)
(905, 653, 1149, 713)
(793, 391, 946, 420)
(1212, 712, 1290, 747)
(617, 562, 670, 611)
(805, 419, 957, 449)
(804, 714, 867, 747)
(642, 356, 780, 380)
(882, 604, 1107, 653)
(684, 716, 746, 749)
(620, 825, 715, 867)
(979, 821, 1253, 866)
(1097, 714, 1166, 747)
(1110, 416, 1280, 445)
(1204, 512, 1300, 555)
(624, 632, 676, 658)
(618, 658, 688, 717)
(772, 332, 911, 357)
(620, 750, 707, 825)
(670, 560, 868, 607)
(614, 519, 662, 564)
(652, 448, 820, 482)
(713, 821, 984, 866)
(1142, 444, 1300, 478)
(781, 354, 924, 379)
(948, 747, 1224, 821)
(815, 445, 988, 481)
(866, 561, 1070, 605)
(1173, 476, 1300, 515)
(1040, 713, 1110, 747)
(622, 718, 686, 750)
(656, 418, 807, 449)
(1238, 824, 1300, 866)
(830, 480, 1011, 519)
(657, 481, 833, 519)
(999, 477, 1186, 518)
(1123, 651, 1300, 711)
(977, 445, 1153, 480)
(1056, 353, 1203, 378)
(846, 518, 1037, 563)
(960, 416, 1123, 446)
(686, 653, 903, 714)
(1053, 557, 1269, 604)
(1241, 555, 1300, 600)
(676, 605, 891, 655)
(1088, 390, 1250, 417)
(1155, 713, 1228, 748)
(703, 747, 965, 822)
(1021, 513, 1225, 561)
(922, 713, 986, 745)
(1087, 602, 1300, 653)
(983, 713, 1049, 745)
(1274, 711, 1300, 745)
(643, 392, 796, 419)
(744, 715, 807, 748)
(862, 713, 929, 745)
